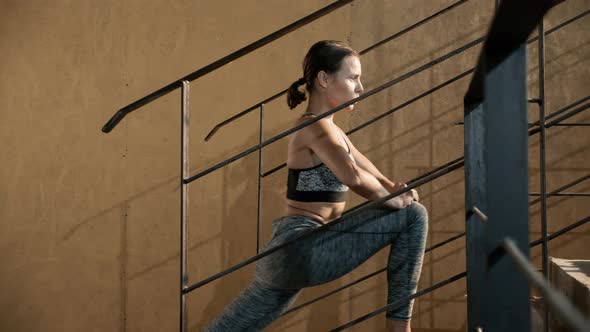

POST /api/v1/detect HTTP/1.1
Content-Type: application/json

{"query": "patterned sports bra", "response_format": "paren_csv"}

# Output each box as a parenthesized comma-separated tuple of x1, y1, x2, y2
(286, 114, 355, 203)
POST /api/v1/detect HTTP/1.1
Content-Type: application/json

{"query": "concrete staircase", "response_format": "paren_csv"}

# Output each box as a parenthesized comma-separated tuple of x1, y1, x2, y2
(531, 257, 590, 332)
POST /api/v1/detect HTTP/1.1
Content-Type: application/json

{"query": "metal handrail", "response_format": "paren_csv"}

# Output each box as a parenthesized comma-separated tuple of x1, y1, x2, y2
(101, 0, 353, 133)
(330, 214, 590, 331)
(502, 238, 590, 332)
(203, 0, 470, 141)
(280, 172, 590, 317)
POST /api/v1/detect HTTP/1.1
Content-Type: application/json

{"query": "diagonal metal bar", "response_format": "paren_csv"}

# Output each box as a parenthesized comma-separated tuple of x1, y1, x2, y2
(329, 215, 590, 331)
(183, 161, 464, 294)
(101, 0, 353, 133)
(530, 215, 590, 247)
(204, 0, 470, 141)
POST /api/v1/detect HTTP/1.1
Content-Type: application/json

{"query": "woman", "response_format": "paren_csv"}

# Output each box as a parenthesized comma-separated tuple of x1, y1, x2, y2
(205, 40, 428, 332)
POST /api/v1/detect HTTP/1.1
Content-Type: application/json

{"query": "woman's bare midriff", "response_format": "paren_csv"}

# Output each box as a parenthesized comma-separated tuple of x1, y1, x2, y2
(285, 199, 346, 224)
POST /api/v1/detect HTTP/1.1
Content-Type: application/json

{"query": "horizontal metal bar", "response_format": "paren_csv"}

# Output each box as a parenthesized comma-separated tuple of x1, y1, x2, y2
(529, 174, 589, 205)
(528, 103, 590, 136)
(329, 215, 590, 331)
(528, 98, 543, 105)
(205, 0, 470, 141)
(503, 238, 590, 332)
(530, 192, 590, 197)
(261, 69, 473, 178)
(101, 0, 353, 133)
(529, 95, 590, 128)
(551, 123, 590, 127)
(183, 160, 464, 294)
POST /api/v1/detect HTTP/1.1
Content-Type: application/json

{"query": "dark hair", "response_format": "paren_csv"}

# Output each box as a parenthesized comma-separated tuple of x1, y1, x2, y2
(287, 40, 359, 109)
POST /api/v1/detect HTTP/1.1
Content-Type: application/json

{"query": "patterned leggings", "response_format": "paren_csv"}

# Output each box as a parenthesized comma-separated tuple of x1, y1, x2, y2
(204, 202, 429, 331)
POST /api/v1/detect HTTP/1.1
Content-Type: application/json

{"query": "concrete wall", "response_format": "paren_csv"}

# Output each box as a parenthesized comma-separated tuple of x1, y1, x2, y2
(1, 0, 588, 331)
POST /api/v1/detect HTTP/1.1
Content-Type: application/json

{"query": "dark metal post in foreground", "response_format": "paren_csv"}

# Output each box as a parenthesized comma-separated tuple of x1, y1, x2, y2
(180, 81, 190, 332)
(462, 0, 561, 329)
(464, 39, 531, 332)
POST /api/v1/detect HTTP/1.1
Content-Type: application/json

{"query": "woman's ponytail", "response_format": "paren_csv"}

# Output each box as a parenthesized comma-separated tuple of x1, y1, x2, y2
(287, 77, 307, 110)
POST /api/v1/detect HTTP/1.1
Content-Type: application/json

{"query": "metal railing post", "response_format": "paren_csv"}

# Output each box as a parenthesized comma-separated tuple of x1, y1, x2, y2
(537, 19, 551, 332)
(180, 81, 190, 332)
(256, 104, 264, 253)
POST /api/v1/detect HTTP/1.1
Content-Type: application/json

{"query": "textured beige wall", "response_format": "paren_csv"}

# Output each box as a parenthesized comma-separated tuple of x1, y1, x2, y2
(1, 1, 588, 331)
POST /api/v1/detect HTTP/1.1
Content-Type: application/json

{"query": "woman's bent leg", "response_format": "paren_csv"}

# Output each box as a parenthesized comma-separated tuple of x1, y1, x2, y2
(268, 203, 428, 321)
(203, 279, 300, 332)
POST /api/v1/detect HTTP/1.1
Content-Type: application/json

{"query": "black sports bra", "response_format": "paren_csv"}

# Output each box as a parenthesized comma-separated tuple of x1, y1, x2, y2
(287, 114, 355, 203)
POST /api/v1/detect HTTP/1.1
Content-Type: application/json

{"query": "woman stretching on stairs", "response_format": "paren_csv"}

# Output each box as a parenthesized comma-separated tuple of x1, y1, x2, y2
(205, 40, 428, 332)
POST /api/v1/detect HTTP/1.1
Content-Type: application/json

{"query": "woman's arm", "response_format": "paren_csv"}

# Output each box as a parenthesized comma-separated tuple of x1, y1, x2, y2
(302, 119, 413, 209)
(341, 131, 419, 202)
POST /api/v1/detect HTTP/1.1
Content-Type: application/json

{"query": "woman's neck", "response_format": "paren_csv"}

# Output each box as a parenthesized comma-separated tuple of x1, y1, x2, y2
(305, 96, 335, 121)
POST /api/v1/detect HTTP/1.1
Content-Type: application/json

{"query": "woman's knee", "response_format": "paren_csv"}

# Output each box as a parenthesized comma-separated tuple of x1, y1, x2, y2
(406, 202, 429, 230)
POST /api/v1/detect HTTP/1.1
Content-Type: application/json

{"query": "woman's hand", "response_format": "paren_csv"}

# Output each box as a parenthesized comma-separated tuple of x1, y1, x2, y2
(383, 183, 416, 210)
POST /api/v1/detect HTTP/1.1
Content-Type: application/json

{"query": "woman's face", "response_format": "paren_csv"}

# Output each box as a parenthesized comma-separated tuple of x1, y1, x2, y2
(323, 55, 364, 111)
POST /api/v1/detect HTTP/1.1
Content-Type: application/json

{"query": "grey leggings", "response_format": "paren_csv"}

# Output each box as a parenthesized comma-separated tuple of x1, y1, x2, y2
(204, 202, 429, 331)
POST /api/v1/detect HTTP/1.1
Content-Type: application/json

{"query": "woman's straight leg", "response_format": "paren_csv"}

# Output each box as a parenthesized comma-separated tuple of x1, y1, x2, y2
(203, 278, 300, 332)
